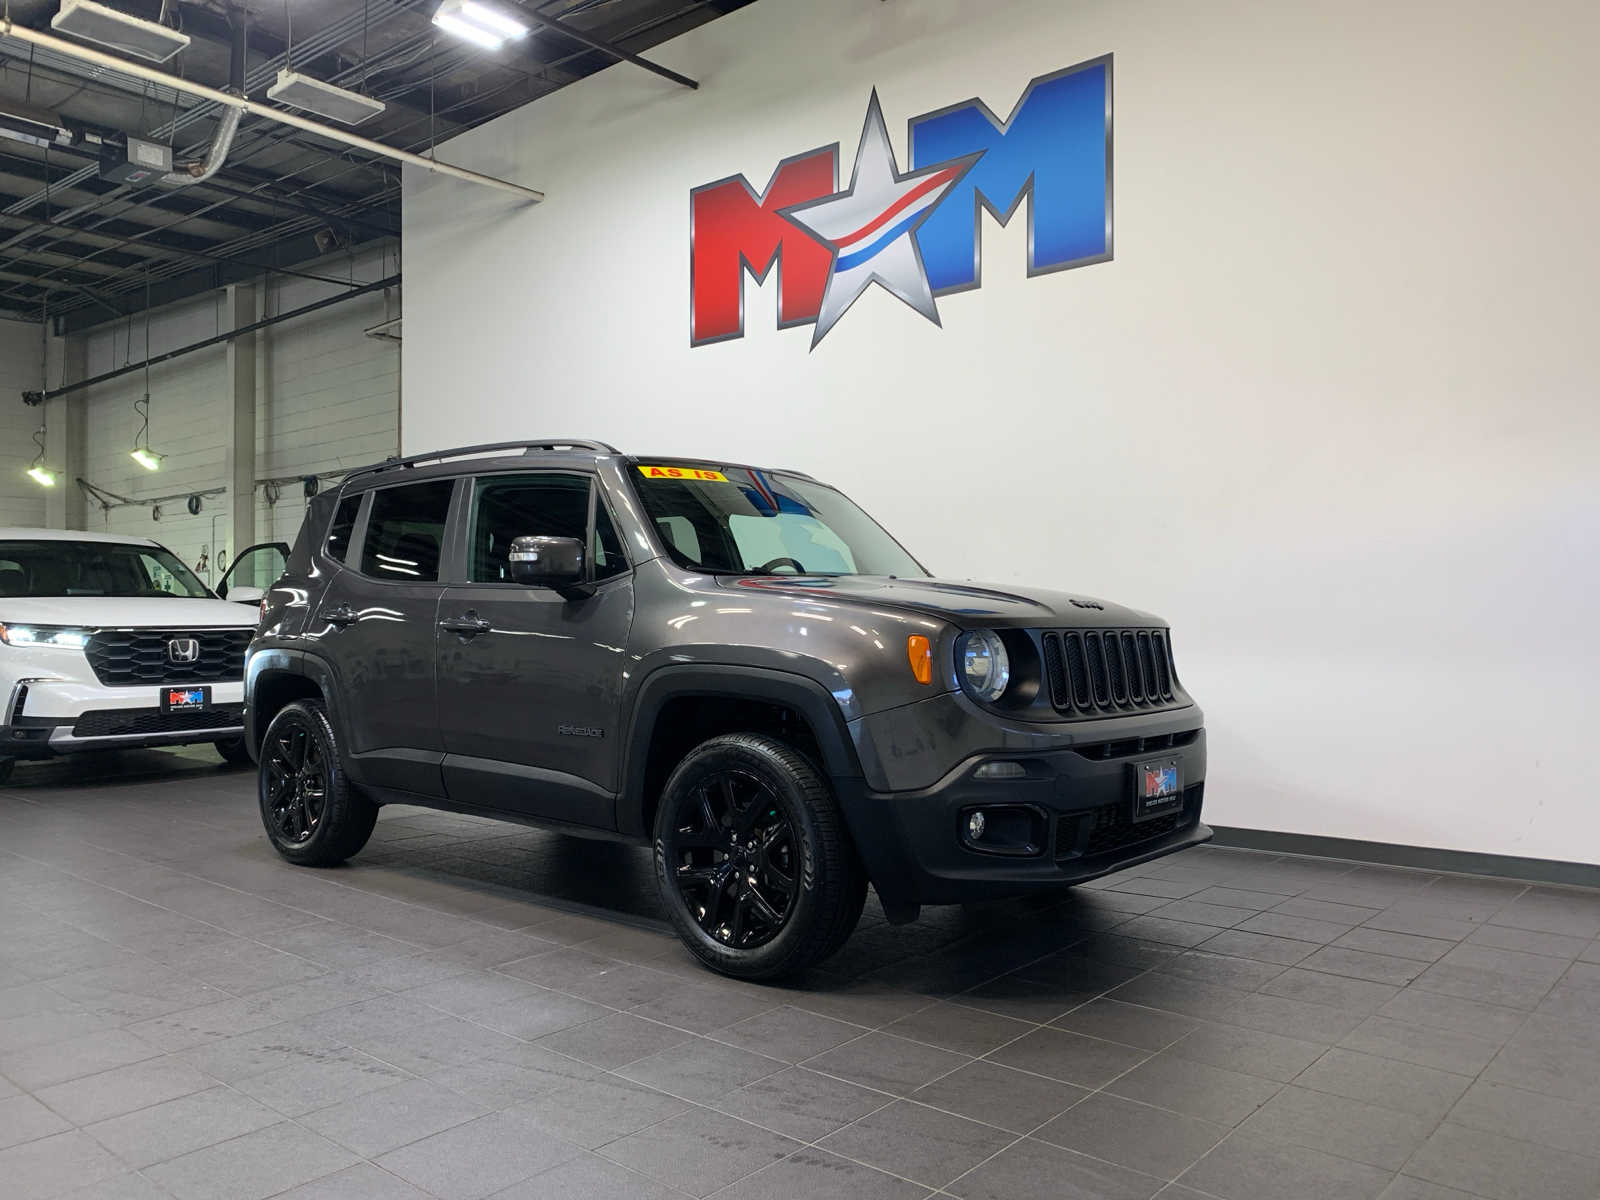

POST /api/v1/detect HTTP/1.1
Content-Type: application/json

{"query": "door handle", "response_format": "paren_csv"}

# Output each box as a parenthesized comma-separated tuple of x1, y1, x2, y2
(439, 613, 492, 637)
(325, 605, 359, 628)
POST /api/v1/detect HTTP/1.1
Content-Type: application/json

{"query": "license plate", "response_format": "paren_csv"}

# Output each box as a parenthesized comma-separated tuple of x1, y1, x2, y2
(1133, 758, 1181, 821)
(161, 686, 210, 712)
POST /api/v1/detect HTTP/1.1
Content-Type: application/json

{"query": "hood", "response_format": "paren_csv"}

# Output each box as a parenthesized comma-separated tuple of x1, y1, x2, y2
(717, 575, 1163, 629)
(0, 596, 257, 629)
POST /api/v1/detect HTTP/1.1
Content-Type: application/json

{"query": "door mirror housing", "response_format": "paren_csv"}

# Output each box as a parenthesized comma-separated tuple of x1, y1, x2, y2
(509, 535, 589, 596)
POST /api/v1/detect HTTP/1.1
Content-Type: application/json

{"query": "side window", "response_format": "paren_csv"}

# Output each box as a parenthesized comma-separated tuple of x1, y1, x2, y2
(593, 498, 628, 581)
(135, 552, 188, 596)
(470, 474, 591, 583)
(324, 494, 362, 563)
(359, 481, 453, 582)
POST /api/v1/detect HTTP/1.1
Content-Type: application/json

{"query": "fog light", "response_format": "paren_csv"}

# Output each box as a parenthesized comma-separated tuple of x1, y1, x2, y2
(967, 811, 986, 840)
(974, 761, 1026, 781)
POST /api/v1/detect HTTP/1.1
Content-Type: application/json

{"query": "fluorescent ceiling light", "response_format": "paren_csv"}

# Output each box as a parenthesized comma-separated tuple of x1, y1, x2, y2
(432, 0, 529, 51)
(130, 447, 163, 471)
(51, 0, 191, 63)
(27, 466, 57, 487)
(266, 70, 386, 127)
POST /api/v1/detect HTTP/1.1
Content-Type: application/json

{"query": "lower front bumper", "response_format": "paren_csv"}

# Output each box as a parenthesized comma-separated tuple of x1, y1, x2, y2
(842, 728, 1210, 906)
(3, 677, 245, 760)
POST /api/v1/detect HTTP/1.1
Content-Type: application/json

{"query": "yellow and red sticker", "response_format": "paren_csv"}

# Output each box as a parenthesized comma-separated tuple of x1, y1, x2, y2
(636, 465, 728, 482)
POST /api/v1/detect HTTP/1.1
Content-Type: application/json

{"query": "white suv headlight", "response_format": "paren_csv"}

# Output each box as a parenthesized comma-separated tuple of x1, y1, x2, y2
(0, 624, 92, 649)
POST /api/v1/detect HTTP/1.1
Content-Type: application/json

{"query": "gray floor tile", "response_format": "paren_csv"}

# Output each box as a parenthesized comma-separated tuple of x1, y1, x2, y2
(713, 1148, 930, 1200)
(1376, 989, 1528, 1043)
(1447, 1077, 1600, 1159)
(1221, 992, 1366, 1044)
(0, 1092, 71, 1150)
(1179, 1131, 1394, 1200)
(1035, 1092, 1226, 1179)
(714, 1005, 865, 1062)
(272, 1162, 435, 1199)
(507, 1074, 690, 1149)
(428, 1046, 601, 1108)
(232, 1047, 410, 1117)
(1197, 928, 1321, 965)
(1333, 927, 1455, 963)
(0, 1130, 127, 1200)
(910, 1059, 1088, 1134)
(492, 1152, 692, 1199)
(1107, 1050, 1280, 1126)
(1105, 972, 1251, 1021)
(1295, 1047, 1470, 1120)
(1113, 916, 1221, 949)
(376, 1111, 581, 1200)
(986, 1026, 1149, 1089)
(1299, 946, 1427, 986)
(804, 1030, 969, 1094)
(1051, 998, 1198, 1050)
(945, 1137, 1163, 1200)
(1158, 950, 1288, 991)
(628, 980, 778, 1035)
(617, 1037, 787, 1102)
(1377, 1177, 1481, 1200)
(713, 1065, 888, 1141)
(1147, 900, 1260, 929)
(1463, 922, 1589, 960)
(1239, 1084, 1432, 1170)
(882, 1000, 1035, 1056)
(1338, 1015, 1501, 1076)
(1169, 1021, 1326, 1083)
(35, 1055, 216, 1125)
(82, 1085, 279, 1168)
(536, 1011, 692, 1069)
(298, 1076, 488, 1157)
(1272, 897, 1381, 926)
(1479, 1014, 1600, 1105)
(819, 1099, 1011, 1187)
(145, 1122, 359, 1200)
(1188, 888, 1289, 912)
(598, 1107, 799, 1198)
(1239, 911, 1355, 944)
(1258, 967, 1400, 1014)
(53, 1169, 178, 1200)
(1403, 1121, 1600, 1200)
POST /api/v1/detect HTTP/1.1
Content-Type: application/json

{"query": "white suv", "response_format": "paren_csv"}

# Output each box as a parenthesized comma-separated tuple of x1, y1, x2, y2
(0, 528, 282, 784)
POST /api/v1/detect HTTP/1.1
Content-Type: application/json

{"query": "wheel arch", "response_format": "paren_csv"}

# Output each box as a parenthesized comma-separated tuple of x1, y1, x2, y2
(245, 648, 347, 761)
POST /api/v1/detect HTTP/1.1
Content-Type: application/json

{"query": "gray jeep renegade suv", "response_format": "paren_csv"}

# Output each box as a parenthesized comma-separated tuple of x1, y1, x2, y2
(245, 440, 1209, 978)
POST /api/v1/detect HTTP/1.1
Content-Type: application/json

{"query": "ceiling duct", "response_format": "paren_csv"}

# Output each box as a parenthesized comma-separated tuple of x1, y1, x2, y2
(51, 0, 189, 62)
(160, 17, 245, 187)
(266, 70, 386, 126)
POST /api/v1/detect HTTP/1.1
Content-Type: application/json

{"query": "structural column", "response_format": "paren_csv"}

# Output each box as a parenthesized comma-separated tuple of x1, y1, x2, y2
(223, 282, 256, 567)
(44, 332, 87, 530)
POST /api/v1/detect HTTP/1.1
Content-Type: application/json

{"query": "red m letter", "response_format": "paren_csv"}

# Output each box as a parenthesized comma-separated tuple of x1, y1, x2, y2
(690, 147, 837, 346)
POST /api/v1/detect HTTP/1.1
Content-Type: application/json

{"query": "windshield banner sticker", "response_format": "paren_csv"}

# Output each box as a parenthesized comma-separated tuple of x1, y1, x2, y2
(689, 55, 1111, 350)
(637, 465, 730, 482)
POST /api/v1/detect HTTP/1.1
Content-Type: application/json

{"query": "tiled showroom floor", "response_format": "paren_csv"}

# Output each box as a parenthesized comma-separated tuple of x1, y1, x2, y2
(2, 751, 1599, 1200)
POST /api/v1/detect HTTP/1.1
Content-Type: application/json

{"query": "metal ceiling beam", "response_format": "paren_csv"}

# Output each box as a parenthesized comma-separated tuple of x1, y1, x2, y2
(526, 9, 698, 90)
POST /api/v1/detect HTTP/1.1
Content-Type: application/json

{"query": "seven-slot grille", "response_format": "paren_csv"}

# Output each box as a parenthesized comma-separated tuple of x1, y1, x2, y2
(1041, 628, 1183, 717)
(84, 628, 253, 686)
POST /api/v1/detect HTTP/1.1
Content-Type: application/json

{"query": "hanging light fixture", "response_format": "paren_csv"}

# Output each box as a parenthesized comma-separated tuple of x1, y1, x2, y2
(432, 0, 530, 51)
(27, 424, 57, 486)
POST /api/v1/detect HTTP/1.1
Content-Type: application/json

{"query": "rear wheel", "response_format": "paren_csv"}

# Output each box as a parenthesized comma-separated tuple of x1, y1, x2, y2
(258, 700, 376, 866)
(214, 737, 252, 766)
(653, 733, 866, 980)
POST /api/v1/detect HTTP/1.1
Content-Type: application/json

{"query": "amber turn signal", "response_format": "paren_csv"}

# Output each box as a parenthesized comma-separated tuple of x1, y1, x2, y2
(907, 634, 933, 685)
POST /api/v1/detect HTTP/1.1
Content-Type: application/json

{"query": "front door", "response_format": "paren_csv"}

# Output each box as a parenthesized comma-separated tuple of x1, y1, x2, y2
(217, 541, 288, 601)
(435, 471, 634, 828)
(312, 478, 456, 797)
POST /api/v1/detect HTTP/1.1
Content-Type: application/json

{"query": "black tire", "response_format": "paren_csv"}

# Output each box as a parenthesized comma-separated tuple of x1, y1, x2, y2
(258, 699, 376, 866)
(0, 757, 13, 786)
(653, 733, 866, 980)
(213, 737, 252, 766)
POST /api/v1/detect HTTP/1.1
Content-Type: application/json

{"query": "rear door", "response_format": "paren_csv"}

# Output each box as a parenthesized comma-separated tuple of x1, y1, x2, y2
(434, 470, 634, 827)
(312, 477, 458, 797)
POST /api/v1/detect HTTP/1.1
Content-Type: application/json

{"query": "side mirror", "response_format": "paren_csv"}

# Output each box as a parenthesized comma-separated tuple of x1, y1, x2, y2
(509, 535, 588, 595)
(228, 586, 265, 606)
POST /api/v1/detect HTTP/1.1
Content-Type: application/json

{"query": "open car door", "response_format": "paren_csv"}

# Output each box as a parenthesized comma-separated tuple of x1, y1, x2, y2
(217, 541, 289, 604)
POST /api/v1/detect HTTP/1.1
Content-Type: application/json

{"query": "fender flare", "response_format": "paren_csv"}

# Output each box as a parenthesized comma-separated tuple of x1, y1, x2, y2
(616, 663, 864, 840)
(244, 647, 352, 765)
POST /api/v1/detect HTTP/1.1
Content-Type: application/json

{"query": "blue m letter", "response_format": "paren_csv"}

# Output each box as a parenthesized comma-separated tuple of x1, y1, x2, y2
(910, 57, 1110, 294)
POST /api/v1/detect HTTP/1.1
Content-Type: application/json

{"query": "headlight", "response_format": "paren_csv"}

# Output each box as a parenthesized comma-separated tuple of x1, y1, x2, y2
(0, 624, 91, 649)
(960, 629, 1010, 701)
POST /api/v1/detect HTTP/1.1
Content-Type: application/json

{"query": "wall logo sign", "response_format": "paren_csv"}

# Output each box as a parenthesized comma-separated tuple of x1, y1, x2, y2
(689, 55, 1111, 349)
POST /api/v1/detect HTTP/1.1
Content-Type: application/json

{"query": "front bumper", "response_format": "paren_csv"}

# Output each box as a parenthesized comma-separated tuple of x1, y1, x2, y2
(3, 676, 245, 760)
(844, 695, 1209, 905)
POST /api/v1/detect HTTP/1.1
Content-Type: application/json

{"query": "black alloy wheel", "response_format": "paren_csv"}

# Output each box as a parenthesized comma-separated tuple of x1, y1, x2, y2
(264, 717, 328, 846)
(667, 767, 799, 950)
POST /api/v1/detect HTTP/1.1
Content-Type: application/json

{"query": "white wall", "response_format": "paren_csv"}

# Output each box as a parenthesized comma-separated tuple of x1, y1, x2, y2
(74, 245, 401, 585)
(0, 317, 47, 528)
(402, 0, 1600, 864)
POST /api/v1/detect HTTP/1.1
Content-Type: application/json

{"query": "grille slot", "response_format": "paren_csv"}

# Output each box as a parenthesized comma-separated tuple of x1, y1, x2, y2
(84, 628, 252, 686)
(72, 705, 245, 738)
(1071, 728, 1201, 761)
(1054, 783, 1204, 859)
(1042, 628, 1184, 718)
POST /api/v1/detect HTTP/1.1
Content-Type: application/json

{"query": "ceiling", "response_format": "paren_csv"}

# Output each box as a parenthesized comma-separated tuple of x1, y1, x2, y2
(0, 0, 752, 331)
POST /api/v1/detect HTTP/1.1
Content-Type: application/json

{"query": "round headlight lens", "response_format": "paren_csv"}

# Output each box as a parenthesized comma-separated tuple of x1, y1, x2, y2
(961, 630, 1010, 701)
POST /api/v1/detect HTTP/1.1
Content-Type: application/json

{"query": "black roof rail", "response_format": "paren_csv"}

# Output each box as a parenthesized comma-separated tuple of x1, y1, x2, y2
(342, 439, 621, 484)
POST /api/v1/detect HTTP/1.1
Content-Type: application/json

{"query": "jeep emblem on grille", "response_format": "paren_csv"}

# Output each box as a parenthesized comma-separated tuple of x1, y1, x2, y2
(167, 637, 200, 664)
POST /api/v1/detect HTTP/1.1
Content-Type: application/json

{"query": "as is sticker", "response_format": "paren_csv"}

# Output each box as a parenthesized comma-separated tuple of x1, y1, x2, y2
(636, 465, 728, 482)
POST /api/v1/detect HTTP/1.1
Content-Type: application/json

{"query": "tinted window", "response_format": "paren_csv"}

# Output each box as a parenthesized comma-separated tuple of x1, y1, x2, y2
(470, 474, 629, 584)
(360, 481, 452, 582)
(592, 497, 627, 581)
(0, 540, 210, 597)
(324, 494, 362, 563)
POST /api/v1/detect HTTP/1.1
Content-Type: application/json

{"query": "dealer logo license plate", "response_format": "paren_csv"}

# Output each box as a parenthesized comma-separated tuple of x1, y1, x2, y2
(1134, 759, 1181, 821)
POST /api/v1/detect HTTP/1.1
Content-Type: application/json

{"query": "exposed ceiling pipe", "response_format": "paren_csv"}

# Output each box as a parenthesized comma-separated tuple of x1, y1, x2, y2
(160, 14, 246, 186)
(0, 18, 544, 202)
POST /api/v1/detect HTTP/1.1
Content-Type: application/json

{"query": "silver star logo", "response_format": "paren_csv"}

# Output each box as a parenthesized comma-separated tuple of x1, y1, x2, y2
(781, 91, 979, 348)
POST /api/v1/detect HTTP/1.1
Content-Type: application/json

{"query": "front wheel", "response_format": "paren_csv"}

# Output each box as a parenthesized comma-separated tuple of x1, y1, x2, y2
(258, 700, 376, 866)
(653, 733, 866, 980)
(214, 737, 252, 766)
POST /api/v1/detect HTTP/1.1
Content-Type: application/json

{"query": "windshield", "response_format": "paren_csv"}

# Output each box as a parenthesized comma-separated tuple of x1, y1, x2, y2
(631, 464, 926, 577)
(0, 540, 212, 599)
